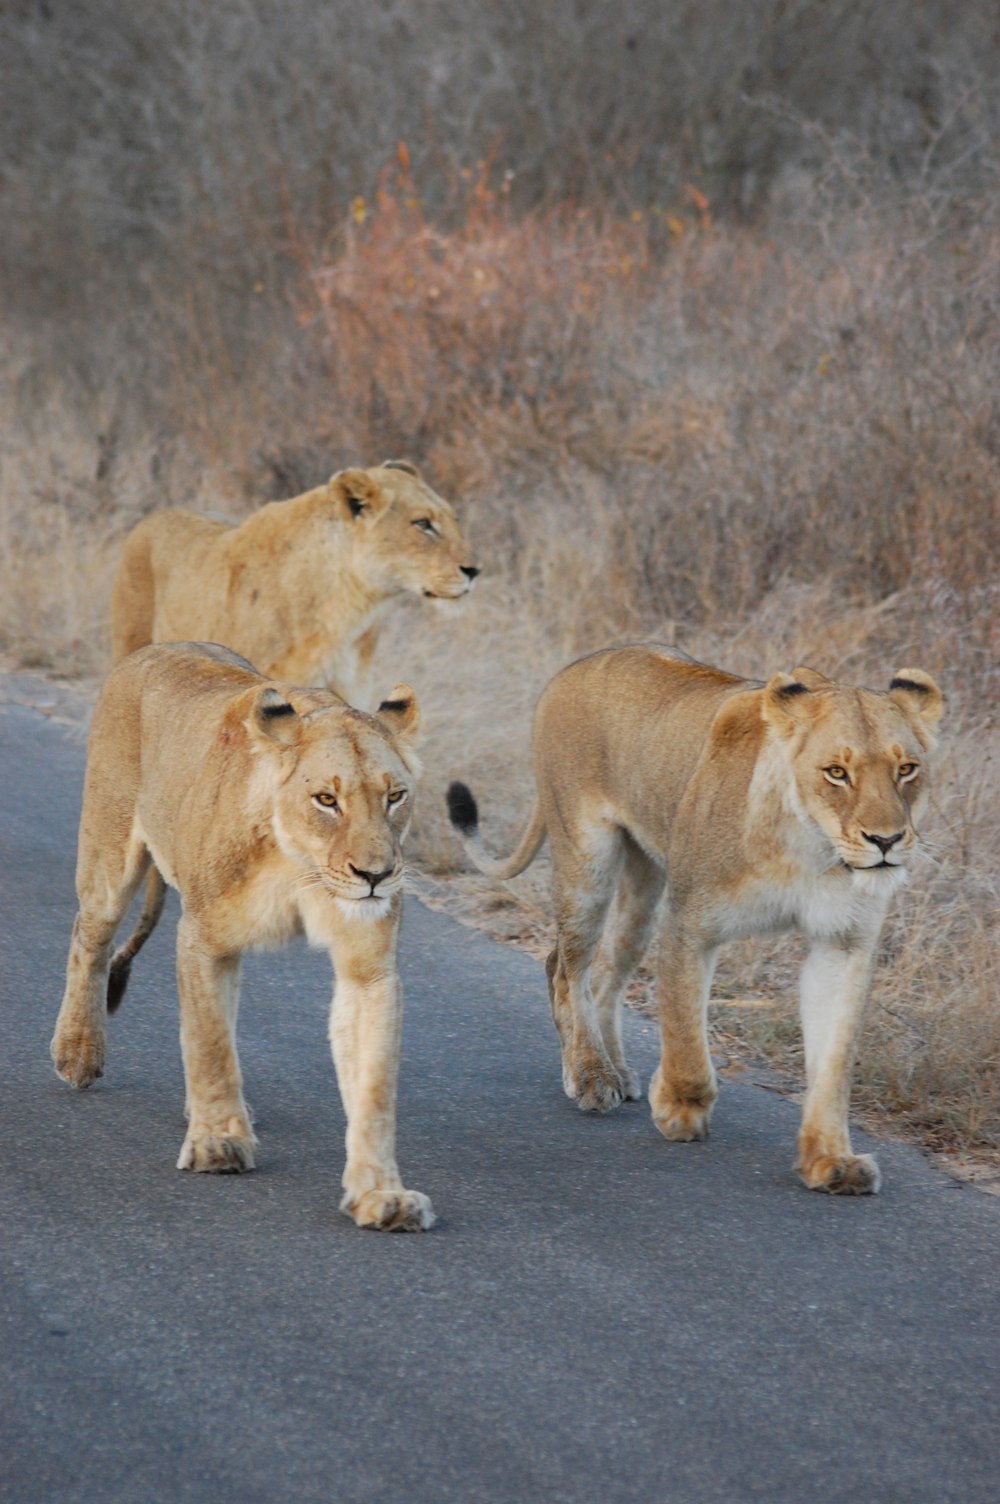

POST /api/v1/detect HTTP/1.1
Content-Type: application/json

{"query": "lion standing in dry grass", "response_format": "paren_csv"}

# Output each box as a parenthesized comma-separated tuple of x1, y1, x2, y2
(110, 460, 479, 705)
(448, 644, 944, 1195)
(51, 642, 434, 1232)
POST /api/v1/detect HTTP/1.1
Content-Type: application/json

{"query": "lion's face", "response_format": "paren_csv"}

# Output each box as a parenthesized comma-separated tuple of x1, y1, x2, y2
(765, 667, 942, 875)
(250, 684, 421, 919)
(330, 461, 479, 603)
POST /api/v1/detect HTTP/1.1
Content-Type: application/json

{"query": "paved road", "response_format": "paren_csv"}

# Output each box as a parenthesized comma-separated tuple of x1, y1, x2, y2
(1, 698, 998, 1504)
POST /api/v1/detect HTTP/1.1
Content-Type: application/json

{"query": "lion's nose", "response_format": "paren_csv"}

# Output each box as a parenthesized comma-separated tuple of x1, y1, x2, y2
(461, 565, 480, 581)
(349, 862, 394, 892)
(862, 830, 904, 855)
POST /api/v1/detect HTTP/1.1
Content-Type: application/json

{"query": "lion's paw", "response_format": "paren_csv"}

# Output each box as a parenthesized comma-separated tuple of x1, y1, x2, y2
(343, 1187, 436, 1232)
(797, 1152, 881, 1196)
(649, 1067, 716, 1141)
(51, 1030, 104, 1090)
(177, 1125, 255, 1174)
(652, 1101, 713, 1141)
(564, 1057, 624, 1114)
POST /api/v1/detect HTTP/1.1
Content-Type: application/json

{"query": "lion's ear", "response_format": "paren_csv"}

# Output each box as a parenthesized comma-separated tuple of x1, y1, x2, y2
(790, 665, 832, 690)
(247, 686, 301, 748)
(761, 672, 814, 732)
(889, 669, 944, 736)
(382, 458, 421, 479)
(329, 468, 389, 522)
(375, 683, 421, 748)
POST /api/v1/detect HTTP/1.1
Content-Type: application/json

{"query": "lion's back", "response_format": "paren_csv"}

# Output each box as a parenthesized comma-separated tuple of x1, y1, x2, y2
(528, 642, 764, 861)
(110, 510, 234, 663)
(536, 643, 749, 772)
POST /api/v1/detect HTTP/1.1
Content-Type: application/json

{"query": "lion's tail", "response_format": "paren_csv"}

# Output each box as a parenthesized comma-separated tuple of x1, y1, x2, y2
(107, 868, 167, 1014)
(446, 782, 547, 880)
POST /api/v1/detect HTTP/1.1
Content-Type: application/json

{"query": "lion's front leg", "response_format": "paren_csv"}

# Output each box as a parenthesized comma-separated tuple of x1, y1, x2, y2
(328, 925, 434, 1232)
(175, 917, 255, 1173)
(795, 938, 880, 1194)
(649, 927, 719, 1142)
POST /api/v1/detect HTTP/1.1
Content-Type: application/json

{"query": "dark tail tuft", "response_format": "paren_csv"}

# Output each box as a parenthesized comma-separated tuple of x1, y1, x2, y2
(446, 781, 479, 835)
(106, 956, 132, 1015)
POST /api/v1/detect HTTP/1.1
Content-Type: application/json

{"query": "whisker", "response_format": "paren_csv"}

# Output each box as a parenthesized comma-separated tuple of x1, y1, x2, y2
(292, 869, 335, 893)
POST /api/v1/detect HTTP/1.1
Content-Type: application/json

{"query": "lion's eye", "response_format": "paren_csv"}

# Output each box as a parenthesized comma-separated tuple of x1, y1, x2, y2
(898, 762, 919, 781)
(413, 518, 438, 537)
(313, 791, 340, 812)
(387, 789, 407, 807)
(824, 765, 850, 785)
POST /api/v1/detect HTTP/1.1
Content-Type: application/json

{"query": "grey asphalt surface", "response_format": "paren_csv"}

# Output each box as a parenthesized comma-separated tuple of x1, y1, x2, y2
(1, 697, 998, 1504)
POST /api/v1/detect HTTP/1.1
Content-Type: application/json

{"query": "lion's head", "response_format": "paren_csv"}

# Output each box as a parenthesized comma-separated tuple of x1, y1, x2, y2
(762, 665, 944, 875)
(327, 460, 479, 603)
(247, 680, 421, 920)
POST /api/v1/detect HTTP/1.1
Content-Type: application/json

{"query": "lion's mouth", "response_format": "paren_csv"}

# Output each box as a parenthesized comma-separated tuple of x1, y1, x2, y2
(334, 892, 396, 920)
(309, 876, 399, 904)
(841, 859, 901, 872)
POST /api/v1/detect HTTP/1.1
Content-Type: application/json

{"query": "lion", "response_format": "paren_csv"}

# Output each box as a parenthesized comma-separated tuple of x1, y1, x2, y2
(51, 641, 434, 1232)
(110, 460, 479, 706)
(447, 645, 944, 1195)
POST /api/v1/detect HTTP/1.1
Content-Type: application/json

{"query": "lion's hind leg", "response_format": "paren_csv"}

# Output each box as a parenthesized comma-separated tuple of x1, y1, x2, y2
(549, 821, 629, 1114)
(591, 837, 666, 1102)
(52, 831, 151, 1089)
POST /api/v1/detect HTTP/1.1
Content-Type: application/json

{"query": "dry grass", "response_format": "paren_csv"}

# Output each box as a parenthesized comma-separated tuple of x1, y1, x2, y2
(1, 157, 997, 1154)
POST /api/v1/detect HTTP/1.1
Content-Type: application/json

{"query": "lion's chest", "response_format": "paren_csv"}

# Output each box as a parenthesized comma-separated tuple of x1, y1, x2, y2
(238, 862, 305, 949)
(189, 855, 305, 954)
(705, 862, 886, 946)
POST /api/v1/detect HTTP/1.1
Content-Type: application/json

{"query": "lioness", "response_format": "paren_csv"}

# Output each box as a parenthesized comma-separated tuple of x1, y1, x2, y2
(51, 642, 434, 1232)
(110, 461, 479, 705)
(447, 645, 944, 1195)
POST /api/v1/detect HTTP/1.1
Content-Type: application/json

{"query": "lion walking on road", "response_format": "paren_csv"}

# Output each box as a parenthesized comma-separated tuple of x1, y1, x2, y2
(52, 642, 434, 1232)
(448, 644, 943, 1195)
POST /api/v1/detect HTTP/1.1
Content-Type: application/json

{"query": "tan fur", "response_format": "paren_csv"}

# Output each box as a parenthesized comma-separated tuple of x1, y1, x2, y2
(51, 642, 434, 1232)
(449, 645, 944, 1195)
(110, 461, 479, 705)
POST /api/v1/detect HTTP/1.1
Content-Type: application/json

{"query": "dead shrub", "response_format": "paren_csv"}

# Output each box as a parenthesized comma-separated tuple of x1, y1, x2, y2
(1, 158, 996, 1152)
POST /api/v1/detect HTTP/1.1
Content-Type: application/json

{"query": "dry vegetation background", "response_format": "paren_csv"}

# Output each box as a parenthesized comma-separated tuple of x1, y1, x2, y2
(2, 1, 997, 1154)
